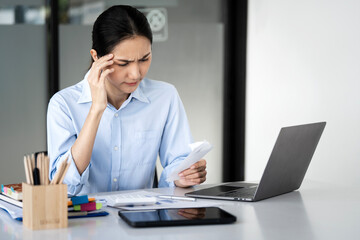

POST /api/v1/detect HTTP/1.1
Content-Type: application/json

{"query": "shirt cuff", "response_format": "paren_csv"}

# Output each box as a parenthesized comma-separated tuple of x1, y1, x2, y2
(167, 181, 176, 188)
(55, 149, 91, 195)
(158, 158, 183, 188)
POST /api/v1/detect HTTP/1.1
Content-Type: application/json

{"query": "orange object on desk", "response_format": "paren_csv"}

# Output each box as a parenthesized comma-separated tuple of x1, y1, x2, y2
(68, 197, 96, 206)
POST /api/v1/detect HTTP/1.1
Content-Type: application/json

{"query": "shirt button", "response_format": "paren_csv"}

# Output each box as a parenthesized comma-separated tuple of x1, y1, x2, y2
(115, 113, 119, 117)
(113, 178, 117, 182)
(114, 146, 118, 151)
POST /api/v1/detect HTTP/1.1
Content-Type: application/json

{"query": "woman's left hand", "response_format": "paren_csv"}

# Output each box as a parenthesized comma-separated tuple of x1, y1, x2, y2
(174, 159, 207, 188)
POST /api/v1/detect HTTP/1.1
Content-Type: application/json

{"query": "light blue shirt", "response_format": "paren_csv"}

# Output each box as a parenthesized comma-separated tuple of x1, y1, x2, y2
(47, 73, 193, 196)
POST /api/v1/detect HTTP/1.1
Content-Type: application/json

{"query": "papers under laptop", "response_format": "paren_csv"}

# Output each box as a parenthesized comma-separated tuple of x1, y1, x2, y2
(186, 122, 326, 202)
(95, 190, 220, 211)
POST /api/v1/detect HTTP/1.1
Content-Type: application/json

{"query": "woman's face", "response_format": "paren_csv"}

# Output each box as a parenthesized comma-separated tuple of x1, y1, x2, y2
(105, 35, 152, 95)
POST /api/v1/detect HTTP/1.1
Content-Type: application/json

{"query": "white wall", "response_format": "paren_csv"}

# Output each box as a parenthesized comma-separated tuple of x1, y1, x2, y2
(246, 0, 360, 186)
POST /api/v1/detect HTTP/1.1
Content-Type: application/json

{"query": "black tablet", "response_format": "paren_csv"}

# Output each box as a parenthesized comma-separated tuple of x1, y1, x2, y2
(118, 207, 236, 228)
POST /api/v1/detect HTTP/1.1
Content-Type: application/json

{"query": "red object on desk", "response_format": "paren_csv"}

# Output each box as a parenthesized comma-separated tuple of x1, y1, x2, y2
(75, 202, 96, 211)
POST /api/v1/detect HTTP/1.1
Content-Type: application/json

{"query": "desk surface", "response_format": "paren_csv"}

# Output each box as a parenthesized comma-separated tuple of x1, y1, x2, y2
(1, 180, 359, 240)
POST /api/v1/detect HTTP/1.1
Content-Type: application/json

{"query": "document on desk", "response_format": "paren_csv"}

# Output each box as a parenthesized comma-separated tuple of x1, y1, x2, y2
(0, 199, 23, 221)
(97, 190, 220, 211)
(167, 141, 213, 182)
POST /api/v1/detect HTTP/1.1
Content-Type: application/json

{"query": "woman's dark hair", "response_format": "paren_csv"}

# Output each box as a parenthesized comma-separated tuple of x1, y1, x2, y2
(91, 5, 152, 61)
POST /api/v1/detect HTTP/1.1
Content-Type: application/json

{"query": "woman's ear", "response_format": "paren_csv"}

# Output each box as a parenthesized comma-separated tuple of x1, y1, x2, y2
(90, 49, 98, 61)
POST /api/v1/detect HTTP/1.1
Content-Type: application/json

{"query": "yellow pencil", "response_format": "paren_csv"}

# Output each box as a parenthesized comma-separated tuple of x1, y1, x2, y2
(26, 155, 34, 185)
(24, 155, 31, 184)
(45, 155, 50, 185)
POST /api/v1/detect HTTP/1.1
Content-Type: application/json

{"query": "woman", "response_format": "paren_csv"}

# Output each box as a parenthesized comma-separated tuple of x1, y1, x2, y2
(47, 5, 207, 196)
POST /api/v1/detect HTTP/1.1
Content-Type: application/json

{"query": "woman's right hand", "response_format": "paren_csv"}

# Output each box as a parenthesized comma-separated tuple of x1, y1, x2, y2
(87, 53, 114, 113)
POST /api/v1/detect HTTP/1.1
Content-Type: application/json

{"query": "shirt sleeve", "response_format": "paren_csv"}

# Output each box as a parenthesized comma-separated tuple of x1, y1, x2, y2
(158, 86, 193, 187)
(47, 94, 90, 196)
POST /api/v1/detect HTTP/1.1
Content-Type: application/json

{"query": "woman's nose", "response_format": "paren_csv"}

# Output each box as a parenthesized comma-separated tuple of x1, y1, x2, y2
(128, 63, 141, 80)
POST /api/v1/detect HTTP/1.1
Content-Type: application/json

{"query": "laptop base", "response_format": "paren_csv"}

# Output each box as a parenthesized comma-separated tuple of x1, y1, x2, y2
(186, 182, 258, 202)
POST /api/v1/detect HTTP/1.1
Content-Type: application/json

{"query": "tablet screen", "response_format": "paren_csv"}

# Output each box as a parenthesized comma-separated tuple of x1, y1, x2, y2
(118, 207, 236, 227)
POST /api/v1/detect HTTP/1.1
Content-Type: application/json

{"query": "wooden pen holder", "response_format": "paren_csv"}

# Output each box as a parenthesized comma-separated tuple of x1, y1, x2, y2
(22, 183, 68, 230)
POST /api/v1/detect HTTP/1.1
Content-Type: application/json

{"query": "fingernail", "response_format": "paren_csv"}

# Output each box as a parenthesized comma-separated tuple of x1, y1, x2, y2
(179, 173, 184, 177)
(108, 54, 113, 57)
(191, 166, 195, 169)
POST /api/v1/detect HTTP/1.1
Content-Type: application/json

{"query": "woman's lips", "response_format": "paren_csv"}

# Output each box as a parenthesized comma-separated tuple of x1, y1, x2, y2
(125, 82, 137, 86)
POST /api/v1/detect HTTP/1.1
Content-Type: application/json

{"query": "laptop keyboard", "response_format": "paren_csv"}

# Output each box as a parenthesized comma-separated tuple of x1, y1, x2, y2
(219, 187, 257, 198)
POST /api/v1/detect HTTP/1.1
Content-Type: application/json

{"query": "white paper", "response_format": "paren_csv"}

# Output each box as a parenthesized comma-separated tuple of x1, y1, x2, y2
(112, 191, 220, 211)
(0, 199, 23, 220)
(166, 140, 213, 182)
(99, 190, 157, 207)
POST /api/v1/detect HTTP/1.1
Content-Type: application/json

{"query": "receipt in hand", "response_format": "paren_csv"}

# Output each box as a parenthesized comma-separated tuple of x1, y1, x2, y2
(166, 140, 213, 182)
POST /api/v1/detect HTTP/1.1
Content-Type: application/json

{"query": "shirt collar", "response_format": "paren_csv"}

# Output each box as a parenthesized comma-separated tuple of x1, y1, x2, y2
(77, 71, 92, 104)
(130, 83, 150, 104)
(77, 71, 150, 104)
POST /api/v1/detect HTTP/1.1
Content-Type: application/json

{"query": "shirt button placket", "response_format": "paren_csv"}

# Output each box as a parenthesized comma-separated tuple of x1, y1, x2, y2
(111, 111, 121, 191)
(118, 112, 122, 189)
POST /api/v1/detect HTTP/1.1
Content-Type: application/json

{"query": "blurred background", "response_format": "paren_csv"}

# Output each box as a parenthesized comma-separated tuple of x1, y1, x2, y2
(1, 0, 360, 187)
(0, 0, 226, 185)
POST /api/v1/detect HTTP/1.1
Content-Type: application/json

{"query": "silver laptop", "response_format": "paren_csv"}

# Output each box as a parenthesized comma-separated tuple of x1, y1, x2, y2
(186, 122, 326, 202)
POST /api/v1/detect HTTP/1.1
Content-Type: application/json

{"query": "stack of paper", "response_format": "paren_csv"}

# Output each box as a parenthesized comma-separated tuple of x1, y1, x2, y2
(167, 141, 213, 182)
(0, 199, 23, 221)
(96, 190, 220, 211)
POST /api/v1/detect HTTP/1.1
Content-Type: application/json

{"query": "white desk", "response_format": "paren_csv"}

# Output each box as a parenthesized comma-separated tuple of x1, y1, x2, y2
(1, 180, 359, 240)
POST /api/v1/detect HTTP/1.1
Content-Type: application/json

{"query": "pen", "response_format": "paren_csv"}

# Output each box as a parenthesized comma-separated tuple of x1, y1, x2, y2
(157, 195, 197, 202)
(33, 154, 40, 185)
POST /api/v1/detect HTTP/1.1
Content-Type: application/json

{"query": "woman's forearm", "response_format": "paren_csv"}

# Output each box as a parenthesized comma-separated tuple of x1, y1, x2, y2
(71, 106, 104, 175)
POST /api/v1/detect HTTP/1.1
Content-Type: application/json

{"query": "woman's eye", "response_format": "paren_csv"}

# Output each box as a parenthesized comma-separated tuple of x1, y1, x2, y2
(118, 58, 148, 66)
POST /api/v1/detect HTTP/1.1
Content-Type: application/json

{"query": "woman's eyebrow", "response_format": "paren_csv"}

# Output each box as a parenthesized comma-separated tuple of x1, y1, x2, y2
(141, 52, 151, 59)
(115, 52, 151, 62)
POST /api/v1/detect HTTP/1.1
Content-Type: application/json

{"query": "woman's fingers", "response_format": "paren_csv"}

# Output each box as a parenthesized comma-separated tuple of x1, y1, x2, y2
(181, 170, 207, 180)
(92, 61, 114, 79)
(186, 174, 207, 184)
(175, 159, 207, 187)
(95, 57, 114, 71)
(89, 54, 114, 80)
(178, 175, 206, 186)
(179, 166, 206, 177)
(87, 53, 114, 112)
(179, 159, 207, 177)
(95, 53, 114, 64)
(99, 68, 114, 83)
